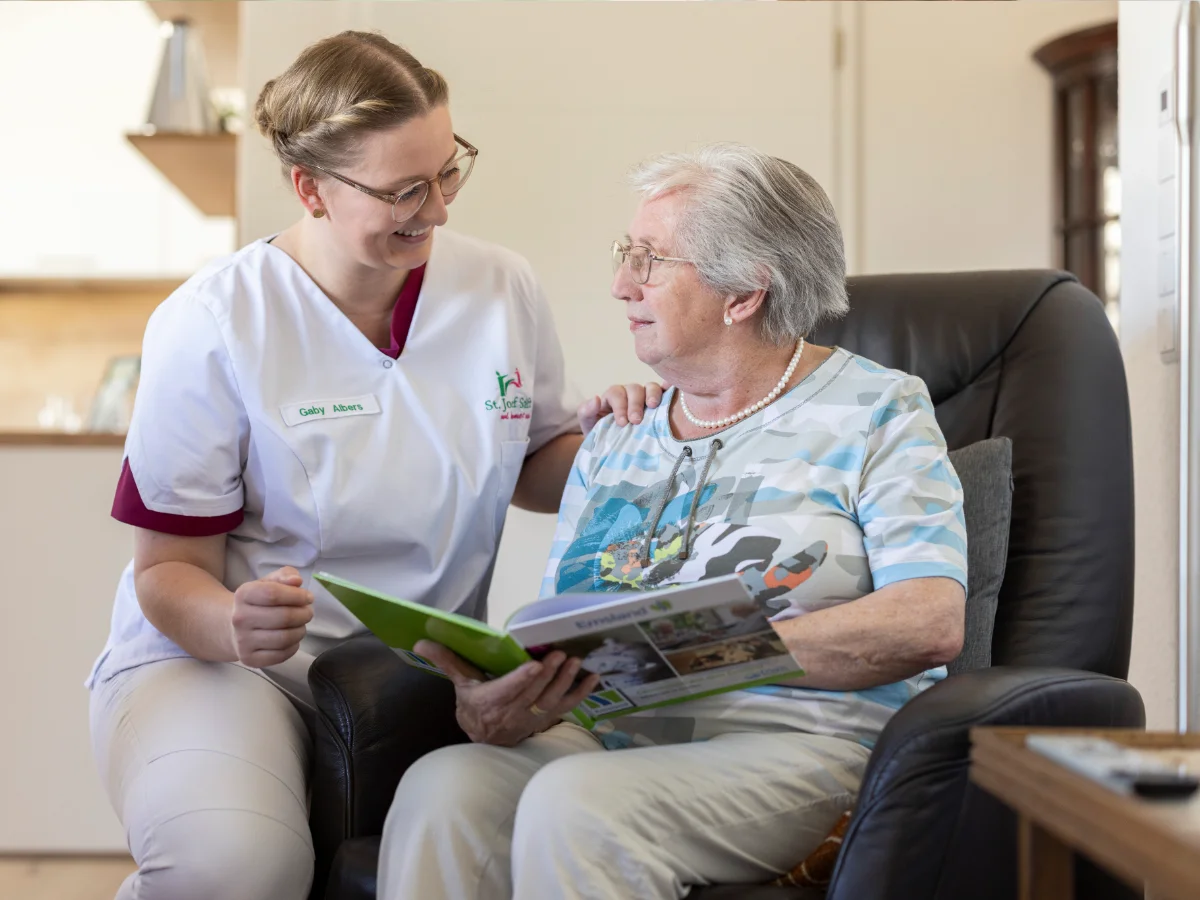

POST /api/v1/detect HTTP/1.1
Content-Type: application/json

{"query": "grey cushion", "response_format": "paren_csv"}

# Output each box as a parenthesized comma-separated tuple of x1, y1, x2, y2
(945, 437, 1013, 674)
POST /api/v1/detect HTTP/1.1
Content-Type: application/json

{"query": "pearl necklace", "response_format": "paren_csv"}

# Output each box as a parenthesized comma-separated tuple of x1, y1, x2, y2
(679, 338, 805, 430)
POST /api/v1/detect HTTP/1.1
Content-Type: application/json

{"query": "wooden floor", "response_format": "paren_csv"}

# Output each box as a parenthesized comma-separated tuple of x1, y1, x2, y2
(0, 857, 135, 900)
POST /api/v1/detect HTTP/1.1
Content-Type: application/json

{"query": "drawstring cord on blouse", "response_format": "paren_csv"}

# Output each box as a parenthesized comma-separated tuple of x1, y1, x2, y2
(640, 438, 723, 566)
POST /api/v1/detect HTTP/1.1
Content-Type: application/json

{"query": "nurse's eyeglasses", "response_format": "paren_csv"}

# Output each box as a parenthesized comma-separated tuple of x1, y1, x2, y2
(611, 240, 694, 285)
(309, 134, 478, 225)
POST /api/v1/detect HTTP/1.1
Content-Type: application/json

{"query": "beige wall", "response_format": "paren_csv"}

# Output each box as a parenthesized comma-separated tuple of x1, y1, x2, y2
(240, 1, 838, 386)
(853, 0, 1117, 274)
(1119, 0, 1182, 732)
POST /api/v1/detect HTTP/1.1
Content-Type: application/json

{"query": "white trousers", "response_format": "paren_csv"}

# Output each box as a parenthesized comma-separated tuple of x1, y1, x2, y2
(378, 721, 871, 900)
(89, 659, 314, 900)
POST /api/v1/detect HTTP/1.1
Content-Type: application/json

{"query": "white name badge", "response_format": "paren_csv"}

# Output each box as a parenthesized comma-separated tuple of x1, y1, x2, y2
(280, 394, 381, 427)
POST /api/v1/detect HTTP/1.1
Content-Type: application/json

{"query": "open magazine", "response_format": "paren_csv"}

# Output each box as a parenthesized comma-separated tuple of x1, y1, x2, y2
(314, 572, 804, 727)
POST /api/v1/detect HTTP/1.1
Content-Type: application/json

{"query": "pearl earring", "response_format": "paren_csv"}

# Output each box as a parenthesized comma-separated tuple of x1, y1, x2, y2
(312, 208, 326, 219)
(724, 314, 733, 326)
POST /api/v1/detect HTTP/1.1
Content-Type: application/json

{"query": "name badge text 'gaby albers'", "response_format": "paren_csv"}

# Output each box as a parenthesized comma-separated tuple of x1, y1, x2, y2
(280, 395, 381, 427)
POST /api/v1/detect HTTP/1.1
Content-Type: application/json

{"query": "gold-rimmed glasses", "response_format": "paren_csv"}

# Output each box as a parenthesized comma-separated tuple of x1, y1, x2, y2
(310, 134, 478, 224)
(611, 240, 694, 285)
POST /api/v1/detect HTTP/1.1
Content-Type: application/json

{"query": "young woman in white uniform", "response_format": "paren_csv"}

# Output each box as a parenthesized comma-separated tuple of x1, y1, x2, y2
(86, 32, 653, 900)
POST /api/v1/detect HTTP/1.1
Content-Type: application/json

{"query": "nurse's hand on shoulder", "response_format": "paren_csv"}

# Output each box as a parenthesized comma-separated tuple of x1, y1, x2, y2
(414, 640, 600, 747)
(229, 567, 315, 668)
(578, 382, 668, 434)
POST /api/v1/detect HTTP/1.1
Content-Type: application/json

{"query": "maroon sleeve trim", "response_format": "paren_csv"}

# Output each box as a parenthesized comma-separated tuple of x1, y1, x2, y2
(111, 457, 244, 537)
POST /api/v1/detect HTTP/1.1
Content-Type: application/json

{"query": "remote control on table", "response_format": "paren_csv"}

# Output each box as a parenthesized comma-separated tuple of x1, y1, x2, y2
(1025, 736, 1199, 799)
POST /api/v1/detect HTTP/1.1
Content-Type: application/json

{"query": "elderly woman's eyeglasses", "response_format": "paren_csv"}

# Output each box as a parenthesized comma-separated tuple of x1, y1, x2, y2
(611, 240, 694, 285)
(309, 134, 478, 225)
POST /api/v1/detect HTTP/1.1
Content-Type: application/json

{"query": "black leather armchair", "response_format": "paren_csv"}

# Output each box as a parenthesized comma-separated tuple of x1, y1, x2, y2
(307, 270, 1145, 900)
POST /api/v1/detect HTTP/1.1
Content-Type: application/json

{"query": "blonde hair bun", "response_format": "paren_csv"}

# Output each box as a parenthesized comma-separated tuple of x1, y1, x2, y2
(253, 31, 449, 175)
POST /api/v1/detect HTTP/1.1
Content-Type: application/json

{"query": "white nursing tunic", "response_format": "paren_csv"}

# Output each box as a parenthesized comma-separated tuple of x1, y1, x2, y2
(87, 229, 578, 703)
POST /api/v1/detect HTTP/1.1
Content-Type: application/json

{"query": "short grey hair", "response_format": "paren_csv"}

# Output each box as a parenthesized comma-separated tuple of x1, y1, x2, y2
(629, 143, 848, 344)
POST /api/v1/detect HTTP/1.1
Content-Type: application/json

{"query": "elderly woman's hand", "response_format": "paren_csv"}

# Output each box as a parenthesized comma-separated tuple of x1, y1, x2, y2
(414, 640, 602, 747)
(579, 382, 668, 433)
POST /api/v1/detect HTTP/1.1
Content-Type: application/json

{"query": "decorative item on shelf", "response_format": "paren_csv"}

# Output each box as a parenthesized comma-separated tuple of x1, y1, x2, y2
(36, 396, 83, 434)
(88, 356, 141, 434)
(1034, 22, 1119, 333)
(145, 19, 216, 135)
(211, 87, 247, 135)
(126, 18, 235, 216)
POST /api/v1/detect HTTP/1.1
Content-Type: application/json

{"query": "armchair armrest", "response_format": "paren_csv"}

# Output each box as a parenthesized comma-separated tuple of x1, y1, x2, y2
(827, 667, 1145, 900)
(307, 635, 465, 899)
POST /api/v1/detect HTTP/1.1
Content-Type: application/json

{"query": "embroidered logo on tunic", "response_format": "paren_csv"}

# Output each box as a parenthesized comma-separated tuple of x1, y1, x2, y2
(497, 368, 523, 398)
(485, 368, 532, 421)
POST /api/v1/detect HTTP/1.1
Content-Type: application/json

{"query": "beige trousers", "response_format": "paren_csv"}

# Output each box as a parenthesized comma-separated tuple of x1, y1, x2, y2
(88, 658, 314, 900)
(377, 721, 870, 900)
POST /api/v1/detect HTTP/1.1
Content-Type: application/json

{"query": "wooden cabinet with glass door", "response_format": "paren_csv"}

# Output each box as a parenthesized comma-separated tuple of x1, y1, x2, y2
(1034, 22, 1119, 332)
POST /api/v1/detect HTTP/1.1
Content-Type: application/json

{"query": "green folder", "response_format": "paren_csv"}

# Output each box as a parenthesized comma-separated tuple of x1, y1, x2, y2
(314, 571, 531, 675)
(316, 570, 803, 730)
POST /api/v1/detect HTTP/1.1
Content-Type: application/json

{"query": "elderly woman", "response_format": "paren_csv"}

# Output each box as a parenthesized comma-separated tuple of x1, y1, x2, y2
(380, 144, 967, 900)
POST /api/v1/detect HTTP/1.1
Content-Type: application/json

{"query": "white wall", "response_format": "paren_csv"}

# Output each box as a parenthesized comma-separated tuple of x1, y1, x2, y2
(0, 2, 233, 276)
(1119, 0, 1183, 732)
(240, 1, 838, 625)
(853, 0, 1117, 274)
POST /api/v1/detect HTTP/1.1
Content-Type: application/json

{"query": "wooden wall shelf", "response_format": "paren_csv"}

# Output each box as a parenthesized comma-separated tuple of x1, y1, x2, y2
(126, 132, 236, 217)
(0, 282, 173, 434)
(0, 433, 127, 448)
(0, 278, 182, 295)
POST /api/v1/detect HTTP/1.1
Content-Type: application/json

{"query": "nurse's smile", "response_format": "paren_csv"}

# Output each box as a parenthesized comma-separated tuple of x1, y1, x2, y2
(393, 225, 433, 246)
